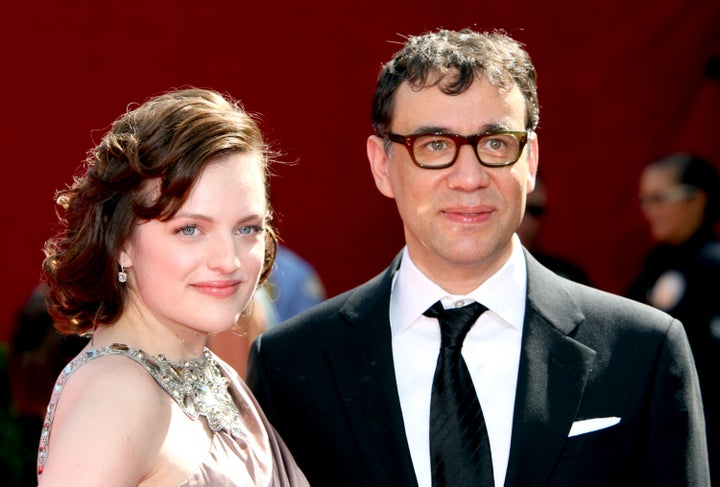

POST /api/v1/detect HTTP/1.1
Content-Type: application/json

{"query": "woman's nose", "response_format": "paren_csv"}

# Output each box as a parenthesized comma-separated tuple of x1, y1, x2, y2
(208, 235, 241, 273)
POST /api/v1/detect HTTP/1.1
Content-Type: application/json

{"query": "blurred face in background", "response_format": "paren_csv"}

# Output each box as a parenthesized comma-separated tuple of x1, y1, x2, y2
(517, 178, 546, 249)
(639, 165, 706, 245)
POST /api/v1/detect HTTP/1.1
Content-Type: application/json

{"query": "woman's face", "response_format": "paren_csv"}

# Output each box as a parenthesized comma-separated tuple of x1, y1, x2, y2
(639, 165, 706, 244)
(121, 152, 267, 337)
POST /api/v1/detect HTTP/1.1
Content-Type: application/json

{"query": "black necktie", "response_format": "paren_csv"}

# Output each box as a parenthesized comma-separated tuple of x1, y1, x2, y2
(424, 300, 494, 487)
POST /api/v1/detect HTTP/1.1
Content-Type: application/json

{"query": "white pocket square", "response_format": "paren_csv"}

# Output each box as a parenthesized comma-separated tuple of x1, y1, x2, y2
(568, 417, 621, 437)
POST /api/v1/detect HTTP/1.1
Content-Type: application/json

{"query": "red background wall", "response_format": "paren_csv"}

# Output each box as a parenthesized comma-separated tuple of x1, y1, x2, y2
(2, 0, 719, 342)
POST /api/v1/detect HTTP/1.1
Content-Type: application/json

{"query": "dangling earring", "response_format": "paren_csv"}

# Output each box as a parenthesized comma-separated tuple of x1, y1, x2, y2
(118, 264, 128, 283)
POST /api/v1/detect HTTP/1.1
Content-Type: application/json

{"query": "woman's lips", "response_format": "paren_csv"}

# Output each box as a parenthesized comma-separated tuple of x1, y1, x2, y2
(191, 280, 241, 297)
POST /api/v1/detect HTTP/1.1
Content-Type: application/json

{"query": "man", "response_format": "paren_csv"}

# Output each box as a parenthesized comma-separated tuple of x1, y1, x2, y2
(247, 28, 709, 486)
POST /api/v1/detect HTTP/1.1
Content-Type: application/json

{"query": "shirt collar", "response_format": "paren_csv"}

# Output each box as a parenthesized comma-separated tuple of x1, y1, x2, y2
(390, 234, 527, 335)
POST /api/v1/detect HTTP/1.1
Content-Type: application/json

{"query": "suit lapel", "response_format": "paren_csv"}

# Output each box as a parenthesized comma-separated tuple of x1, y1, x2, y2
(504, 252, 597, 487)
(325, 253, 419, 487)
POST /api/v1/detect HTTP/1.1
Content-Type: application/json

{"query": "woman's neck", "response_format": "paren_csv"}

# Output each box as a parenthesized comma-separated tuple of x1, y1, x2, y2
(89, 313, 208, 361)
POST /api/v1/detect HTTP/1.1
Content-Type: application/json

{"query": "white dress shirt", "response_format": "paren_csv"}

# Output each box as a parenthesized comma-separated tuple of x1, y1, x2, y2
(390, 234, 527, 487)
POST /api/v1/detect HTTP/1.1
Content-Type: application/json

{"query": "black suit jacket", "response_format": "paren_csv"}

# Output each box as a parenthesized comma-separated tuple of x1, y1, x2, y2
(247, 251, 709, 486)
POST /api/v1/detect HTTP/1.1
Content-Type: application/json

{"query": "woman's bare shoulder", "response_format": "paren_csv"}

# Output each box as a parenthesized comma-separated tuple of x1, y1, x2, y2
(39, 354, 172, 486)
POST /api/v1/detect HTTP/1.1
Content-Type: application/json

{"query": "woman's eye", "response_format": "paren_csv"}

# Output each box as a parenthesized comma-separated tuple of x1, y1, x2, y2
(177, 225, 198, 236)
(238, 225, 265, 235)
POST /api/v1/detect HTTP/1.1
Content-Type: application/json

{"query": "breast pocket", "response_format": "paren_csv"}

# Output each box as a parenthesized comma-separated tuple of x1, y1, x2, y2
(560, 421, 624, 458)
(546, 423, 628, 486)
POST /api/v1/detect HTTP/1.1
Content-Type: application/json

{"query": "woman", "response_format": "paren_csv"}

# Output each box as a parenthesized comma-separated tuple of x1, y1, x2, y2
(628, 152, 720, 482)
(37, 88, 308, 486)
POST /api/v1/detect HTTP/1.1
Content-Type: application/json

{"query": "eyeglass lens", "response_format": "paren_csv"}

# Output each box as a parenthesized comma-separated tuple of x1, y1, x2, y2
(639, 185, 698, 207)
(412, 133, 522, 167)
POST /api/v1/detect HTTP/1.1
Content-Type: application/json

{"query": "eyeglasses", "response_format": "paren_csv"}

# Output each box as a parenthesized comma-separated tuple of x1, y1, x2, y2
(385, 130, 533, 169)
(639, 185, 698, 208)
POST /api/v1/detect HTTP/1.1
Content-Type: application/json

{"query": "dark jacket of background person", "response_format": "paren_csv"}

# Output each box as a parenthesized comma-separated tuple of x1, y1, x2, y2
(627, 152, 720, 482)
(628, 227, 720, 360)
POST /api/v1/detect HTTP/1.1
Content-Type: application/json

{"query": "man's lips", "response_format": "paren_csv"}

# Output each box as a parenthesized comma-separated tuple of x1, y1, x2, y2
(441, 206, 494, 222)
(191, 280, 241, 297)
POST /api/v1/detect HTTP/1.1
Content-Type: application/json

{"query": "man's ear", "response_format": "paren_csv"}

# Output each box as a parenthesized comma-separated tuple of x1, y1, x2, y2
(526, 132, 539, 194)
(367, 135, 396, 199)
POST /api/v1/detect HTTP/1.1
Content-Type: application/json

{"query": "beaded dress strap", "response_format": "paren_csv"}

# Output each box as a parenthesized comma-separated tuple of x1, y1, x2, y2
(37, 343, 244, 477)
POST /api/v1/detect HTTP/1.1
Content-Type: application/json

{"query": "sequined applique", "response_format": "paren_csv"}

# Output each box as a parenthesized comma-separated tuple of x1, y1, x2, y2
(37, 343, 243, 477)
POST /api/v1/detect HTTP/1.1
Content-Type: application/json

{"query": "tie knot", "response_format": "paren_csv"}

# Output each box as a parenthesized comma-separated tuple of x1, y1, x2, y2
(424, 301, 487, 348)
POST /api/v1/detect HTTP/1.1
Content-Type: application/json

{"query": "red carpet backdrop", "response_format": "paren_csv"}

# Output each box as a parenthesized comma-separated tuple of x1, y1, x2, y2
(1, 0, 719, 340)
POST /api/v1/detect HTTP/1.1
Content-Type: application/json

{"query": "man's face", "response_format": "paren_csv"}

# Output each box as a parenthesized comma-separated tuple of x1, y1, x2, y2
(516, 179, 546, 249)
(367, 77, 538, 293)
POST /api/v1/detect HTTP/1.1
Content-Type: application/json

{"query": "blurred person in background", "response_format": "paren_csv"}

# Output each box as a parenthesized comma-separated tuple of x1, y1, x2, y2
(628, 152, 720, 482)
(0, 286, 87, 486)
(516, 175, 590, 284)
(266, 244, 326, 323)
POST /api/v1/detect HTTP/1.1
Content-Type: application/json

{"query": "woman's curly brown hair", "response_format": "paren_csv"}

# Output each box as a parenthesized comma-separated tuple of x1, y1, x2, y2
(42, 88, 278, 336)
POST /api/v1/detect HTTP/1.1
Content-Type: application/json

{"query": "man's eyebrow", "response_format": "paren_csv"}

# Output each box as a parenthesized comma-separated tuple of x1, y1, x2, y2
(411, 125, 450, 134)
(408, 123, 514, 135)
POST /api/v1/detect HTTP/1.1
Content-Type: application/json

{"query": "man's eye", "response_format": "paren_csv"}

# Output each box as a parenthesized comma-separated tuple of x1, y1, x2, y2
(417, 137, 451, 153)
(487, 138, 505, 150)
(429, 139, 448, 151)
